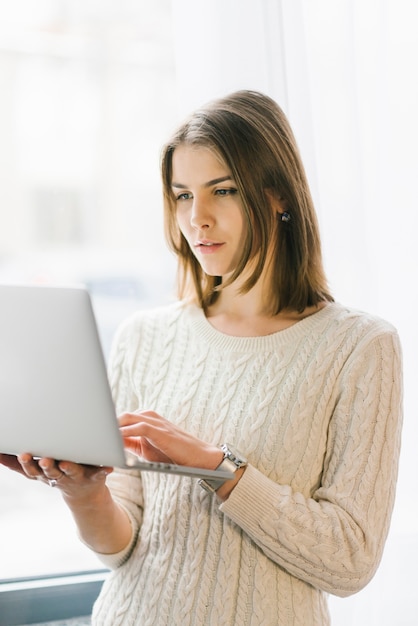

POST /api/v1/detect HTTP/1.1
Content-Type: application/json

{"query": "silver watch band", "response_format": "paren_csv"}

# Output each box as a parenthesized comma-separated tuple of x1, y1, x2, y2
(198, 457, 238, 493)
(198, 444, 247, 494)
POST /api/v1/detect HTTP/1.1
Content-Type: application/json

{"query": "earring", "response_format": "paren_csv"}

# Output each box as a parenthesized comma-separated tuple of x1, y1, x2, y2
(280, 211, 291, 223)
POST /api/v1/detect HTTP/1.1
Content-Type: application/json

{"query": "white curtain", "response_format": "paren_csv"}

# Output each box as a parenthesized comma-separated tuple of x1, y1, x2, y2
(171, 1, 418, 623)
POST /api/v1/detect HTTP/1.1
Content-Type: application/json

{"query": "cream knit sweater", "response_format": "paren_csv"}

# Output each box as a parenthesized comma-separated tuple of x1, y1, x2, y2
(91, 301, 402, 626)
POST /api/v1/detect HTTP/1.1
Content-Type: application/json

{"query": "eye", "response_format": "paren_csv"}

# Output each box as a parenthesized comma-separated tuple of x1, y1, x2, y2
(175, 191, 193, 201)
(214, 188, 238, 196)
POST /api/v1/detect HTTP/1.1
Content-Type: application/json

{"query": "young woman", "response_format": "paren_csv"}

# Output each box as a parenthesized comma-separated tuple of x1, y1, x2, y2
(1, 91, 403, 625)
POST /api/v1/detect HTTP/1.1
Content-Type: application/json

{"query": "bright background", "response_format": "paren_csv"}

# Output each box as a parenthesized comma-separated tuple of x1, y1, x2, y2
(0, 2, 417, 624)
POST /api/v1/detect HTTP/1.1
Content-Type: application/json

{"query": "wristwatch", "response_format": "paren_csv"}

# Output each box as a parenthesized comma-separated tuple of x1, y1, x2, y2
(198, 443, 248, 494)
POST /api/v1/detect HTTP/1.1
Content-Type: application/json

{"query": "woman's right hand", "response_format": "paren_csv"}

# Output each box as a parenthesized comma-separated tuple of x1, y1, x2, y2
(0, 452, 112, 502)
(0, 453, 28, 477)
(1, 452, 131, 555)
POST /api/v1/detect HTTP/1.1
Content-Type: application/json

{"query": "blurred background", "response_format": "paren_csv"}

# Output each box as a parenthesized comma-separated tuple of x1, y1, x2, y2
(0, 2, 417, 624)
(0, 0, 178, 583)
(0, 0, 177, 354)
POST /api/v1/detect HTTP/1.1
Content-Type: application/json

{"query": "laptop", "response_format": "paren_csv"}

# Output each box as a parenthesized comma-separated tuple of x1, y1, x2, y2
(0, 284, 233, 481)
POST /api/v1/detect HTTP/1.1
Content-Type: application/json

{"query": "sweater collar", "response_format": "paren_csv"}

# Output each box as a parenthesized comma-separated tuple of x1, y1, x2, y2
(182, 302, 342, 352)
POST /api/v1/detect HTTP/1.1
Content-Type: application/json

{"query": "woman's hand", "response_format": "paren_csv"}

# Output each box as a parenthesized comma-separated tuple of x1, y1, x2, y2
(1, 454, 131, 555)
(119, 410, 223, 470)
(0, 453, 27, 476)
(0, 452, 112, 502)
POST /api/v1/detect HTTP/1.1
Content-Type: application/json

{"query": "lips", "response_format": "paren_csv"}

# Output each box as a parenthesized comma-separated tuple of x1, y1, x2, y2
(195, 239, 222, 247)
(195, 240, 224, 253)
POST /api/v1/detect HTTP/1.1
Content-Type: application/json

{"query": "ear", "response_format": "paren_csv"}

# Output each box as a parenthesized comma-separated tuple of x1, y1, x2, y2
(265, 188, 287, 213)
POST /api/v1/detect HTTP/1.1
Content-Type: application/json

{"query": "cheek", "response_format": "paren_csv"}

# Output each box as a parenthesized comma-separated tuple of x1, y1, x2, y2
(235, 211, 248, 241)
(175, 210, 187, 233)
(176, 212, 194, 247)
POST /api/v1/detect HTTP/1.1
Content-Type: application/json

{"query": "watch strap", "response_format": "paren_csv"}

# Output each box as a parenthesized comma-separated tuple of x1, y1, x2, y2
(198, 444, 247, 494)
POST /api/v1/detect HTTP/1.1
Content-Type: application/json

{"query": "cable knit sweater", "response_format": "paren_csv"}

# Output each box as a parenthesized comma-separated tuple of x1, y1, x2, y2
(91, 301, 402, 626)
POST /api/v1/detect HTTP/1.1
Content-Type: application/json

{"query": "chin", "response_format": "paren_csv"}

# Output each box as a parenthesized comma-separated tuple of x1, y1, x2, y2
(202, 266, 233, 279)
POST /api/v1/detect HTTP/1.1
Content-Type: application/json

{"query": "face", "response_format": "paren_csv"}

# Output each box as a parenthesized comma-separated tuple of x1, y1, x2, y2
(171, 145, 246, 278)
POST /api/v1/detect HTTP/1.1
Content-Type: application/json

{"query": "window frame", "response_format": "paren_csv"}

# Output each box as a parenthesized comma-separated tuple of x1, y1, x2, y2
(0, 569, 107, 625)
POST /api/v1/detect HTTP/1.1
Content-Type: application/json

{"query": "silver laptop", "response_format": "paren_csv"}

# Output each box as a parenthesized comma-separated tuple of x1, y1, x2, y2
(0, 284, 233, 481)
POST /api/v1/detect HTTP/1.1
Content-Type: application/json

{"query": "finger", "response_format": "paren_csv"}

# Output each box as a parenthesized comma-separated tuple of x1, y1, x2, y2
(120, 424, 172, 452)
(123, 436, 173, 463)
(118, 410, 162, 427)
(36, 458, 68, 487)
(0, 453, 26, 475)
(58, 461, 113, 482)
(119, 422, 150, 437)
(122, 436, 144, 458)
(17, 454, 45, 480)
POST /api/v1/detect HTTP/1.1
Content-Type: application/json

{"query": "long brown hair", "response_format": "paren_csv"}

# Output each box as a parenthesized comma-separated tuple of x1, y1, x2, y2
(161, 90, 333, 313)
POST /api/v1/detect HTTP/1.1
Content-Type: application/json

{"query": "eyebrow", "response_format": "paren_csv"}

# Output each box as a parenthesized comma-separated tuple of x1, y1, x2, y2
(171, 176, 233, 189)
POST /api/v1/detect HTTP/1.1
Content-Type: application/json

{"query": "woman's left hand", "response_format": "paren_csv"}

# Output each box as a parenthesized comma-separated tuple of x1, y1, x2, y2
(118, 410, 223, 470)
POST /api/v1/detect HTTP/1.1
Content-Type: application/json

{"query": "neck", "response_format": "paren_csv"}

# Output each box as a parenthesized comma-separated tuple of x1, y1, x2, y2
(205, 290, 282, 338)
(205, 278, 326, 337)
(209, 280, 266, 318)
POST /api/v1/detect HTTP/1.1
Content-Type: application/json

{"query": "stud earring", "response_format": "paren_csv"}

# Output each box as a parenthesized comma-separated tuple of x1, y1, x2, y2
(280, 211, 291, 223)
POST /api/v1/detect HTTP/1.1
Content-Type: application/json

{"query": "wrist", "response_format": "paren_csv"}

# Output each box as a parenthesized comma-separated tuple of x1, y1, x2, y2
(215, 465, 246, 501)
(198, 444, 248, 497)
(205, 446, 225, 470)
(62, 482, 111, 511)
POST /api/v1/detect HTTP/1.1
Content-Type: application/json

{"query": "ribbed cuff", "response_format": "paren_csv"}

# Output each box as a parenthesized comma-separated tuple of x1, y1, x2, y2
(219, 464, 289, 533)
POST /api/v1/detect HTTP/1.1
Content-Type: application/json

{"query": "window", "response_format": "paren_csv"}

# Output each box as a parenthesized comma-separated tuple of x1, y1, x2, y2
(0, 0, 177, 581)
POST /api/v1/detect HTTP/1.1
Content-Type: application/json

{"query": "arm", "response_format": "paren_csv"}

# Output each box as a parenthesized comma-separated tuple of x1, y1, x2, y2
(0, 316, 146, 567)
(220, 329, 403, 596)
(12, 453, 136, 557)
(59, 466, 134, 555)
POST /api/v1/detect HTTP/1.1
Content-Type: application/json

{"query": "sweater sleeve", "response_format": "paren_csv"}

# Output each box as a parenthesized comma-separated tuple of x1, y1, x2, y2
(92, 317, 144, 569)
(220, 327, 403, 597)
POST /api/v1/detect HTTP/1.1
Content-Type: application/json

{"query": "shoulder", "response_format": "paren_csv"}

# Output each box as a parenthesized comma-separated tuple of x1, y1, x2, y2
(324, 302, 399, 340)
(107, 301, 191, 377)
(111, 300, 200, 347)
(116, 300, 185, 334)
(322, 303, 402, 366)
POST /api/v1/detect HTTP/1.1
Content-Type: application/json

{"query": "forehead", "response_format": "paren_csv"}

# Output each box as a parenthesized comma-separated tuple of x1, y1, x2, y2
(171, 144, 230, 185)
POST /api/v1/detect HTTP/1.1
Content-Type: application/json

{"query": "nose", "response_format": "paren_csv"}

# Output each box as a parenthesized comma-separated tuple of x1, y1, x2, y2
(190, 196, 213, 230)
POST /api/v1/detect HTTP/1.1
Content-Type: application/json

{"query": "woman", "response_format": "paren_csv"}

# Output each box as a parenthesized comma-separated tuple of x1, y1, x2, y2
(1, 91, 403, 625)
